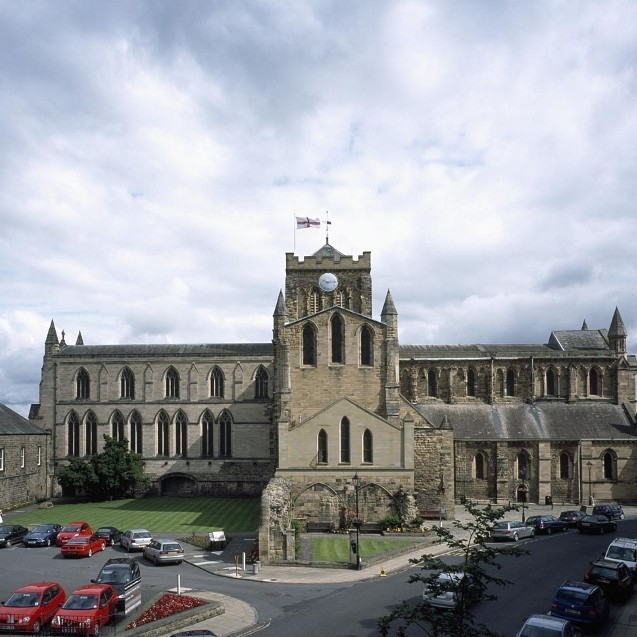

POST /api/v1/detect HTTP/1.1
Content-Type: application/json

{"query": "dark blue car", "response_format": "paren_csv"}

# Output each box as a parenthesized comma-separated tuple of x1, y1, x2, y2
(23, 523, 62, 547)
(525, 515, 567, 534)
(550, 581, 609, 629)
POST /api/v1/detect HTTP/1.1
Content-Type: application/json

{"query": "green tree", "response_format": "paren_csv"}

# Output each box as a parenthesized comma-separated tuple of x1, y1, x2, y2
(57, 436, 148, 501)
(378, 500, 527, 637)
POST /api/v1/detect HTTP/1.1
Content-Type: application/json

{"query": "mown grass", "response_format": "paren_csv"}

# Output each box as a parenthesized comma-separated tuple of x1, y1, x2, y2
(6, 497, 261, 533)
(311, 536, 426, 562)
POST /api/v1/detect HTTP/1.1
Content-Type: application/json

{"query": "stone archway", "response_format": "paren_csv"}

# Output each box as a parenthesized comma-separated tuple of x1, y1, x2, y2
(160, 472, 196, 497)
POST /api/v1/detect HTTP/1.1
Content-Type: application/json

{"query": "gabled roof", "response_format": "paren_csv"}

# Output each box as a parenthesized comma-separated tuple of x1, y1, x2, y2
(286, 306, 385, 328)
(295, 396, 399, 430)
(0, 404, 48, 435)
(55, 343, 273, 358)
(412, 402, 636, 441)
(312, 242, 345, 260)
(548, 330, 609, 351)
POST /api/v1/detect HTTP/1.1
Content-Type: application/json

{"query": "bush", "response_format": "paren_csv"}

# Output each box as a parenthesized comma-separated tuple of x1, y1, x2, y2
(380, 514, 402, 531)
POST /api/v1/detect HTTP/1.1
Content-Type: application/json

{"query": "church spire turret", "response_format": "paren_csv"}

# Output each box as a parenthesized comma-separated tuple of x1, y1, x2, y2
(45, 320, 59, 355)
(608, 307, 627, 354)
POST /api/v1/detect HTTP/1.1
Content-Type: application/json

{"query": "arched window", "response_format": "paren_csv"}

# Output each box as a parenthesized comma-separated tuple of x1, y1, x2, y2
(111, 410, 125, 442)
(85, 411, 98, 456)
(201, 410, 214, 457)
(120, 367, 135, 399)
(475, 452, 486, 480)
(175, 411, 188, 457)
(331, 314, 344, 364)
(67, 411, 80, 456)
(506, 369, 515, 396)
(589, 369, 599, 396)
(302, 323, 317, 366)
(318, 429, 328, 464)
(546, 369, 556, 397)
(157, 411, 169, 457)
(165, 367, 180, 398)
(467, 369, 476, 397)
(255, 366, 269, 399)
(340, 417, 350, 463)
(517, 452, 529, 481)
(603, 451, 616, 480)
(219, 410, 232, 458)
(129, 410, 142, 453)
(360, 326, 373, 366)
(210, 366, 224, 398)
(76, 368, 90, 399)
(428, 369, 437, 397)
(363, 429, 373, 464)
(559, 452, 570, 479)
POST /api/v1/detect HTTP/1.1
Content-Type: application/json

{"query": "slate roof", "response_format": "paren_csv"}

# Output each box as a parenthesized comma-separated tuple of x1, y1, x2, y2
(413, 402, 637, 442)
(548, 330, 609, 351)
(0, 404, 48, 435)
(56, 343, 273, 358)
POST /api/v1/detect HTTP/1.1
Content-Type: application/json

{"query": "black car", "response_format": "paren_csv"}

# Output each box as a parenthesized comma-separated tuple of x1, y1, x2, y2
(94, 526, 122, 546)
(592, 504, 625, 520)
(23, 523, 62, 547)
(91, 557, 142, 615)
(558, 510, 586, 529)
(577, 514, 617, 535)
(584, 558, 634, 600)
(525, 515, 567, 534)
(0, 524, 29, 548)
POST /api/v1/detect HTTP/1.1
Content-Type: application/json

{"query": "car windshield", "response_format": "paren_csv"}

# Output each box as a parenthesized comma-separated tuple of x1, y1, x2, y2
(606, 547, 636, 561)
(63, 595, 98, 610)
(520, 623, 565, 636)
(133, 532, 151, 538)
(97, 567, 130, 584)
(67, 537, 89, 544)
(62, 525, 81, 532)
(591, 566, 619, 579)
(97, 528, 112, 533)
(556, 590, 589, 604)
(493, 523, 509, 530)
(162, 543, 182, 551)
(32, 525, 53, 532)
(5, 592, 40, 608)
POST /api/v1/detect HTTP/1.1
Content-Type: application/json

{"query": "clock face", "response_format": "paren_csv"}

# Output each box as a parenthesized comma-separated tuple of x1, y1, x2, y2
(318, 272, 338, 292)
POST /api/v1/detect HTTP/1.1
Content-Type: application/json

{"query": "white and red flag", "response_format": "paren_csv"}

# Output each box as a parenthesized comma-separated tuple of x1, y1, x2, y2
(296, 216, 320, 229)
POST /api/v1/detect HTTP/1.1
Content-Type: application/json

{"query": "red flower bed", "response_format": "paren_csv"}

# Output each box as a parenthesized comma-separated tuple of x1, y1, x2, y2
(126, 592, 207, 629)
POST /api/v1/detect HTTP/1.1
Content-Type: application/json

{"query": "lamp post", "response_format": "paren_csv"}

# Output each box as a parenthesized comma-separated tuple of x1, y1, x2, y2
(352, 472, 361, 570)
(520, 466, 527, 523)
(587, 461, 593, 505)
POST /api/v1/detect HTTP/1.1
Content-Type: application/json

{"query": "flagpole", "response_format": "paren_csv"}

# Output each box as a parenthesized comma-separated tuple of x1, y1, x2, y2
(293, 214, 296, 253)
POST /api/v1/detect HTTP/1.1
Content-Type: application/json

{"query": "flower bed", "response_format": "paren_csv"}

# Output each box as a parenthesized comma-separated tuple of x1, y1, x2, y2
(127, 593, 207, 629)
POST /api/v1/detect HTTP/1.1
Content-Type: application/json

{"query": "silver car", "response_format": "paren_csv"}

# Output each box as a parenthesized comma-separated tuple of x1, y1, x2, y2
(120, 528, 153, 552)
(490, 520, 535, 542)
(515, 614, 582, 637)
(143, 539, 185, 565)
(422, 572, 479, 609)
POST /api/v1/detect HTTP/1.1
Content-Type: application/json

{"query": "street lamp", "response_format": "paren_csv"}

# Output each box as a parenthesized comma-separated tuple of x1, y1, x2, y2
(352, 472, 362, 570)
(519, 466, 527, 523)
(587, 461, 593, 505)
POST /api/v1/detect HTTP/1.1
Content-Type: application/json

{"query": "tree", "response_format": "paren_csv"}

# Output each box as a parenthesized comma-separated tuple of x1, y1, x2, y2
(378, 500, 528, 637)
(58, 436, 148, 500)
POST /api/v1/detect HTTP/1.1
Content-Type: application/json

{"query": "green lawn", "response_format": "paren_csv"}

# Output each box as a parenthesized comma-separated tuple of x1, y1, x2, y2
(5, 497, 261, 533)
(311, 536, 426, 562)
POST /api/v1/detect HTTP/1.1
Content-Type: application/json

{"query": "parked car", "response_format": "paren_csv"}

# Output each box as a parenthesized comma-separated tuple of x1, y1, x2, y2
(583, 558, 634, 600)
(50, 584, 118, 636)
(525, 515, 567, 534)
(604, 538, 637, 576)
(0, 582, 66, 633)
(143, 539, 185, 565)
(23, 523, 62, 547)
(0, 524, 28, 548)
(593, 504, 625, 520)
(170, 632, 220, 637)
(93, 527, 122, 546)
(56, 521, 93, 547)
(61, 535, 107, 558)
(91, 557, 142, 615)
(422, 571, 480, 609)
(490, 520, 535, 542)
(514, 614, 582, 637)
(549, 581, 609, 630)
(120, 529, 153, 552)
(558, 511, 586, 529)
(577, 515, 617, 535)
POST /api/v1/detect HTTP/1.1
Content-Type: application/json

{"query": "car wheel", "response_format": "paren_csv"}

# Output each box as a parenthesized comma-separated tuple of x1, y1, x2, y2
(513, 533, 519, 542)
(154, 555, 159, 565)
(530, 529, 535, 537)
(88, 549, 93, 557)
(93, 623, 100, 637)
(45, 539, 51, 547)
(177, 560, 183, 565)
(126, 544, 131, 552)
(32, 620, 41, 633)
(547, 527, 552, 535)
(101, 542, 105, 552)
(6, 540, 11, 548)
(599, 527, 605, 535)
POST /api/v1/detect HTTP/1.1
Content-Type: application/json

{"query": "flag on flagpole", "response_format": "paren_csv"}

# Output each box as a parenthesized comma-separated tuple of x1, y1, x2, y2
(296, 216, 320, 229)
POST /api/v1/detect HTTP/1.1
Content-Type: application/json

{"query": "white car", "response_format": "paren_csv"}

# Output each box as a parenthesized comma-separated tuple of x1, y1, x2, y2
(490, 520, 535, 542)
(422, 572, 479, 609)
(515, 613, 582, 637)
(120, 529, 153, 552)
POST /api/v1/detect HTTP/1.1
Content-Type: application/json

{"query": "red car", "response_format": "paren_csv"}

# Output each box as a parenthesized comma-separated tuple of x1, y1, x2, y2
(51, 584, 118, 636)
(0, 582, 66, 633)
(61, 535, 106, 558)
(56, 522, 92, 547)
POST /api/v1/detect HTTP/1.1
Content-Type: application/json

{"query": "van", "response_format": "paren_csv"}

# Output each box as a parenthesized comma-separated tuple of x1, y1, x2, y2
(604, 538, 637, 579)
(91, 557, 142, 614)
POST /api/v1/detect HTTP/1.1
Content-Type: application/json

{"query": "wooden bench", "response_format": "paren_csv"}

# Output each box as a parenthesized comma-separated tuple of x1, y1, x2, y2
(420, 509, 447, 520)
(359, 522, 384, 535)
(306, 521, 334, 533)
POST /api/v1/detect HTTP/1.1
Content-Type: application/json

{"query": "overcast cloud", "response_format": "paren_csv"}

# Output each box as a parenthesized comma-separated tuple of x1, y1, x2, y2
(2, 0, 637, 416)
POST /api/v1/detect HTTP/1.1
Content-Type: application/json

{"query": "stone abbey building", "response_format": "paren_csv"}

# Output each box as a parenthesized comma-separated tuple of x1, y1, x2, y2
(28, 242, 637, 530)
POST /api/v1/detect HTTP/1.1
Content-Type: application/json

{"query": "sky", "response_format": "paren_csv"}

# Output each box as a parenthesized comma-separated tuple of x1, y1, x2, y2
(1, 0, 637, 417)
